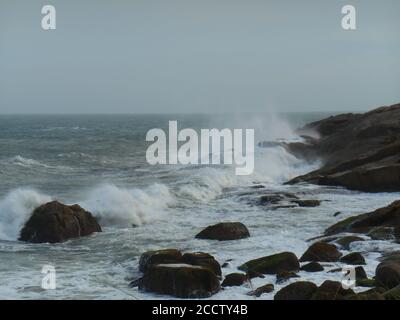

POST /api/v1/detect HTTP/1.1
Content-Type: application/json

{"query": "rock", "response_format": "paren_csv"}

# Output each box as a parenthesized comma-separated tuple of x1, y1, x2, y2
(248, 284, 274, 297)
(367, 226, 396, 240)
(182, 252, 222, 276)
(139, 249, 183, 272)
(221, 273, 248, 287)
(139, 264, 220, 298)
(324, 200, 400, 238)
(312, 280, 355, 300)
(246, 270, 266, 279)
(195, 222, 250, 241)
(239, 252, 300, 275)
(291, 200, 321, 207)
(19, 201, 101, 243)
(334, 211, 342, 217)
(384, 285, 400, 300)
(300, 242, 342, 262)
(356, 278, 375, 288)
(221, 262, 229, 268)
(345, 292, 385, 300)
(276, 271, 299, 284)
(274, 281, 318, 300)
(340, 252, 366, 265)
(335, 236, 364, 250)
(258, 195, 284, 205)
(301, 261, 324, 272)
(375, 261, 400, 289)
(285, 103, 400, 192)
(355, 266, 368, 280)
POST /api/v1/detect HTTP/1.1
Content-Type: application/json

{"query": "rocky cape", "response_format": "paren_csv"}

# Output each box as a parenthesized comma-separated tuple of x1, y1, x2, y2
(282, 103, 400, 192)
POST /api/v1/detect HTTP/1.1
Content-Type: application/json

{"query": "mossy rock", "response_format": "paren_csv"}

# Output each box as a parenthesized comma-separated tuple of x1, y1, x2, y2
(239, 252, 299, 275)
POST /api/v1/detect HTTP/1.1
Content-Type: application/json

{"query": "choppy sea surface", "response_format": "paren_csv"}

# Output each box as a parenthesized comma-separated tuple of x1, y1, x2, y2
(0, 113, 399, 300)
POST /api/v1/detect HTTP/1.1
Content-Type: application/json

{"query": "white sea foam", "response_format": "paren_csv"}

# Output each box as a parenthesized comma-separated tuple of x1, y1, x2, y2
(0, 189, 52, 241)
(82, 183, 175, 227)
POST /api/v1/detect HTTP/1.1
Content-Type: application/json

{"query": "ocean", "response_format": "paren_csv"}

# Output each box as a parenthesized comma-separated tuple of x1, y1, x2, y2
(0, 113, 399, 299)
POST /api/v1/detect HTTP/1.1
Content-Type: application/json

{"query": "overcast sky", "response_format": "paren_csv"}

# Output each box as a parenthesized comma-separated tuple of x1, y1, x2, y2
(0, 0, 399, 114)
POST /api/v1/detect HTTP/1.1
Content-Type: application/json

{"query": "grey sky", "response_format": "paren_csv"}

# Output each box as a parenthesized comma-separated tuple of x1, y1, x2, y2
(0, 0, 399, 114)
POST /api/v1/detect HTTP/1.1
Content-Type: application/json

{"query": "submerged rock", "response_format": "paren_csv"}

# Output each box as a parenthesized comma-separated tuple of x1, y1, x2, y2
(335, 236, 365, 250)
(300, 242, 342, 262)
(291, 200, 321, 207)
(139, 264, 220, 298)
(195, 222, 250, 241)
(19, 201, 101, 243)
(239, 252, 300, 275)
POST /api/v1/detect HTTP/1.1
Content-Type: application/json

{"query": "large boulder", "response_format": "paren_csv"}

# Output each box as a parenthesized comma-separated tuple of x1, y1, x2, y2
(274, 281, 318, 300)
(375, 261, 400, 289)
(138, 250, 221, 276)
(239, 252, 300, 275)
(19, 201, 101, 243)
(340, 252, 366, 265)
(324, 200, 400, 238)
(285, 103, 400, 192)
(300, 261, 324, 272)
(182, 252, 221, 277)
(300, 242, 342, 262)
(195, 222, 250, 241)
(139, 264, 220, 298)
(139, 249, 183, 272)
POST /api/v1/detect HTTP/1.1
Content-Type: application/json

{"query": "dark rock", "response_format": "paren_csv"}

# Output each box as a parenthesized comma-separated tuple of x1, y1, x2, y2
(340, 252, 366, 265)
(221, 273, 248, 287)
(239, 252, 300, 275)
(355, 266, 368, 280)
(182, 252, 221, 276)
(324, 200, 400, 238)
(258, 195, 284, 205)
(356, 278, 375, 288)
(334, 211, 342, 217)
(312, 280, 355, 300)
(285, 103, 400, 192)
(139, 249, 183, 272)
(195, 222, 250, 241)
(301, 261, 324, 272)
(19, 201, 101, 243)
(221, 262, 229, 268)
(384, 285, 400, 300)
(375, 261, 400, 289)
(291, 200, 321, 207)
(138, 264, 220, 298)
(274, 281, 318, 300)
(248, 284, 274, 297)
(246, 270, 265, 279)
(276, 271, 299, 284)
(345, 292, 385, 300)
(300, 242, 342, 262)
(367, 226, 396, 240)
(335, 236, 364, 250)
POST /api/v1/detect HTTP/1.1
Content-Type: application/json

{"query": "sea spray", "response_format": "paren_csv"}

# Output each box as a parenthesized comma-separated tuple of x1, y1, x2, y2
(0, 189, 52, 241)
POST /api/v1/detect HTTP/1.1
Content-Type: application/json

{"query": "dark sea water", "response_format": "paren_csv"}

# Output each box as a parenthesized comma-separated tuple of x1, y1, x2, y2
(0, 113, 399, 299)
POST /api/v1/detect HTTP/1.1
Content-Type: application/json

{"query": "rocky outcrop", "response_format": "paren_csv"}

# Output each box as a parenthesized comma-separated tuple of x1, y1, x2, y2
(19, 201, 101, 243)
(300, 242, 342, 262)
(284, 103, 400, 192)
(239, 252, 300, 275)
(139, 264, 220, 298)
(195, 222, 250, 241)
(324, 200, 400, 239)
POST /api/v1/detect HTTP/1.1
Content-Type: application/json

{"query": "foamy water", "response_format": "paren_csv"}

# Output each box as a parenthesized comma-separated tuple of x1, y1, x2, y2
(0, 113, 398, 299)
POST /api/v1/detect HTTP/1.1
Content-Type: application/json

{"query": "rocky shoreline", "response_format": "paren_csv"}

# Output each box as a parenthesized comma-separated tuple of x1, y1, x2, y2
(16, 103, 400, 300)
